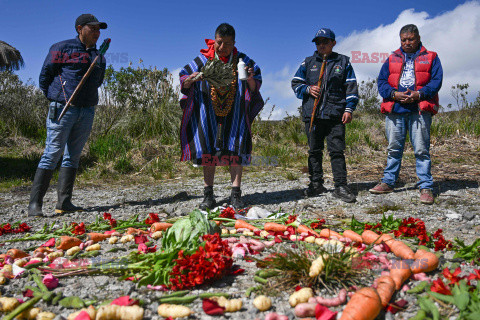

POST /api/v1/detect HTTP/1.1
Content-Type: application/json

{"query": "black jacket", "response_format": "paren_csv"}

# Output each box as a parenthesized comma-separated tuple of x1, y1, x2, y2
(292, 51, 358, 121)
(39, 36, 106, 107)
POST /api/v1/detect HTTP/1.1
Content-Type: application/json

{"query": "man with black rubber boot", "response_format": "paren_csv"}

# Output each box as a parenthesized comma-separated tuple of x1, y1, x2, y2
(28, 14, 107, 216)
(292, 28, 359, 203)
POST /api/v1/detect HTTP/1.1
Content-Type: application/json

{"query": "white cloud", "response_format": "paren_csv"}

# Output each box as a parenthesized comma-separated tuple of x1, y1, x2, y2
(261, 1, 480, 118)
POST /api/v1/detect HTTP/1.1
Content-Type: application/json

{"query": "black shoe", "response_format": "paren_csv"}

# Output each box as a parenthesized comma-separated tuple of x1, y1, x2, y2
(199, 186, 216, 210)
(304, 182, 327, 197)
(333, 185, 356, 203)
(55, 167, 84, 214)
(28, 168, 54, 217)
(230, 187, 245, 209)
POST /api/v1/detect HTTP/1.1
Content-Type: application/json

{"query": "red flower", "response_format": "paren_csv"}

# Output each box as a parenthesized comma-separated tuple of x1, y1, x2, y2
(144, 213, 160, 225)
(467, 269, 480, 281)
(71, 222, 86, 235)
(430, 278, 452, 295)
(103, 212, 112, 220)
(310, 219, 326, 230)
(442, 267, 463, 285)
(286, 215, 298, 225)
(109, 219, 117, 228)
(220, 207, 236, 219)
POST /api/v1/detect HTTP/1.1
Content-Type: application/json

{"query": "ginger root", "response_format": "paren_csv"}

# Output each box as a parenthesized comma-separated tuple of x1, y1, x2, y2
(151, 231, 163, 240)
(108, 236, 119, 244)
(210, 296, 243, 312)
(157, 304, 193, 318)
(66, 246, 82, 256)
(96, 305, 144, 320)
(85, 244, 101, 251)
(253, 295, 272, 311)
(289, 288, 313, 307)
(309, 255, 327, 277)
(0, 297, 20, 312)
(16, 307, 41, 320)
(120, 235, 134, 243)
(67, 305, 96, 320)
(36, 312, 56, 320)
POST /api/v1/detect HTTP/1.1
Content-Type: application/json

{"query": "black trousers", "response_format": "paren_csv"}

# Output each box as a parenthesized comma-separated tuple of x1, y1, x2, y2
(305, 118, 347, 188)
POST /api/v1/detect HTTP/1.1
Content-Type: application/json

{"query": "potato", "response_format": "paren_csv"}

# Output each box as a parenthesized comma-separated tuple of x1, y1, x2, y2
(158, 304, 193, 318)
(253, 295, 272, 311)
(151, 231, 163, 240)
(85, 244, 101, 251)
(294, 302, 317, 317)
(66, 246, 82, 256)
(108, 236, 119, 244)
(289, 288, 314, 307)
(0, 297, 20, 311)
(36, 312, 56, 320)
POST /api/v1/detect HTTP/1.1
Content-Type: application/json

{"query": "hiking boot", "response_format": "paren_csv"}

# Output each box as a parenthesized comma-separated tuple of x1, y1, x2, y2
(230, 187, 245, 209)
(199, 186, 216, 210)
(369, 182, 394, 194)
(304, 182, 327, 197)
(420, 189, 434, 205)
(333, 185, 356, 203)
(55, 167, 84, 214)
(28, 168, 54, 217)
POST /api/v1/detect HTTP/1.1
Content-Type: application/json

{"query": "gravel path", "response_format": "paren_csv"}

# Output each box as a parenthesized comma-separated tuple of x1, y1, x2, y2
(1, 171, 479, 319)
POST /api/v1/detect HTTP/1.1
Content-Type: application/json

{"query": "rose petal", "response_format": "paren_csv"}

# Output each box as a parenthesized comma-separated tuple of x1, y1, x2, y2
(74, 310, 91, 320)
(41, 238, 56, 247)
(315, 303, 338, 320)
(23, 289, 34, 298)
(111, 295, 139, 306)
(43, 273, 59, 290)
(202, 298, 225, 315)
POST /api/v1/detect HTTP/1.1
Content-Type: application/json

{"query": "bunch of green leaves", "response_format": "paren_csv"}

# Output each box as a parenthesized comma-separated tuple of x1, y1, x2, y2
(349, 214, 403, 234)
(255, 241, 371, 294)
(194, 59, 234, 88)
(453, 238, 480, 265)
(420, 280, 480, 320)
(4, 221, 74, 243)
(88, 213, 148, 232)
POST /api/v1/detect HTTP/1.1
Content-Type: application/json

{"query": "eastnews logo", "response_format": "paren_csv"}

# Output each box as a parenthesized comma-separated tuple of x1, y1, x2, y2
(351, 51, 390, 63)
(51, 51, 129, 64)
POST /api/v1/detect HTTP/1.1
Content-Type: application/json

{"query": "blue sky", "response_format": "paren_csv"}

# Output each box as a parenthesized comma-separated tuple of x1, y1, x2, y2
(3, 0, 479, 119)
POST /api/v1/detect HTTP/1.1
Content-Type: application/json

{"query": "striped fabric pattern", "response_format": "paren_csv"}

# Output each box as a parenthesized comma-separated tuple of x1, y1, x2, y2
(179, 52, 263, 162)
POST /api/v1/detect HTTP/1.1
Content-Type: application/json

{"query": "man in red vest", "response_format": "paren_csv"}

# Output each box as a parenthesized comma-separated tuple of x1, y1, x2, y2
(369, 24, 443, 204)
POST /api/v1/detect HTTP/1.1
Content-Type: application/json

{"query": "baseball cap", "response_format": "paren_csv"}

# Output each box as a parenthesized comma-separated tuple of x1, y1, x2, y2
(75, 14, 107, 30)
(312, 28, 335, 42)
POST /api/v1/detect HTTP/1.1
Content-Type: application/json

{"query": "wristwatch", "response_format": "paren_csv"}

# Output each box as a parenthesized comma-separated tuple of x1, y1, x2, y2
(391, 90, 397, 100)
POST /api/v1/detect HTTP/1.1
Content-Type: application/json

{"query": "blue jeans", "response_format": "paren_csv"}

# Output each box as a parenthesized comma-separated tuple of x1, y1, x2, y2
(38, 102, 95, 170)
(381, 112, 433, 190)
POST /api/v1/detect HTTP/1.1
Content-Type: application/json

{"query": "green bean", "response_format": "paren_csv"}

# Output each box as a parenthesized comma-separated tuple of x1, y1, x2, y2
(254, 276, 268, 284)
(158, 295, 198, 304)
(198, 292, 230, 299)
(3, 296, 42, 320)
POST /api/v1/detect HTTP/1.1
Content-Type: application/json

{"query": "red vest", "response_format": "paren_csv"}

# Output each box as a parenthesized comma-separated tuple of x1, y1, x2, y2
(381, 46, 439, 114)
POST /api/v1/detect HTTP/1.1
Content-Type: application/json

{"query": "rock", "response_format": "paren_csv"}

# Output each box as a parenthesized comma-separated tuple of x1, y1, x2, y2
(463, 212, 475, 221)
(445, 210, 461, 220)
(246, 207, 272, 219)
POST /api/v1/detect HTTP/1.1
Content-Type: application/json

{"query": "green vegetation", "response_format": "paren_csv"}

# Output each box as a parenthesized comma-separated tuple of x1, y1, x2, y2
(1, 69, 479, 191)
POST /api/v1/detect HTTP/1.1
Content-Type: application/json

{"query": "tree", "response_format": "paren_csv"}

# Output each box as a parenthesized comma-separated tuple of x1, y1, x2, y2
(0, 41, 24, 71)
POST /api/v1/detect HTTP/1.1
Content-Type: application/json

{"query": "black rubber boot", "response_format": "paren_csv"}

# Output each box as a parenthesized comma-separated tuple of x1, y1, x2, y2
(230, 187, 245, 209)
(55, 167, 84, 214)
(199, 186, 216, 210)
(304, 182, 328, 197)
(28, 168, 54, 217)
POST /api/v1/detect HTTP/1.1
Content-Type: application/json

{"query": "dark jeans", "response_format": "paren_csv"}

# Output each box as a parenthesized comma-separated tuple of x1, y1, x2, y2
(305, 119, 347, 188)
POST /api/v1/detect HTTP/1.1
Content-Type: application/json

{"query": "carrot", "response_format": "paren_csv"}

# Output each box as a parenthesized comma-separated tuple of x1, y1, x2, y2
(379, 233, 394, 243)
(339, 287, 382, 320)
(6, 248, 29, 259)
(34, 247, 53, 254)
(389, 261, 412, 290)
(87, 232, 111, 243)
(126, 228, 149, 235)
(342, 230, 363, 243)
(375, 275, 396, 308)
(150, 222, 173, 233)
(234, 220, 259, 232)
(298, 224, 320, 237)
(361, 230, 383, 245)
(56, 236, 82, 250)
(264, 222, 287, 233)
(319, 228, 341, 239)
(411, 249, 439, 273)
(388, 240, 414, 260)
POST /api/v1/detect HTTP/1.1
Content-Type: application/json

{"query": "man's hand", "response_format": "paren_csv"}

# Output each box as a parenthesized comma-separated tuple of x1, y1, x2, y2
(246, 67, 256, 91)
(309, 85, 321, 98)
(342, 112, 352, 124)
(183, 72, 202, 89)
(395, 88, 421, 104)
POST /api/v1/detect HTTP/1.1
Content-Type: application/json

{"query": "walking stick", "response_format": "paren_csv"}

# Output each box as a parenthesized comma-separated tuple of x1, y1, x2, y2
(309, 54, 327, 133)
(58, 38, 111, 121)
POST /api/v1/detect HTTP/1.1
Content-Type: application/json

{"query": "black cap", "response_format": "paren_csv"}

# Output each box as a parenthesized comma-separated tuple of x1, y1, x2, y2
(75, 14, 107, 30)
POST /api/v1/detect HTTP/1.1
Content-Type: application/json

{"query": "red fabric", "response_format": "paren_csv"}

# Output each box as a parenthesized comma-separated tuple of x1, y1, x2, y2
(381, 46, 439, 114)
(200, 39, 238, 63)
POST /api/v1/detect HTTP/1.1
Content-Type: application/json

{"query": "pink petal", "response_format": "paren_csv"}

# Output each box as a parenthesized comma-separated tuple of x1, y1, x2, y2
(41, 238, 56, 247)
(42, 273, 59, 290)
(74, 310, 91, 320)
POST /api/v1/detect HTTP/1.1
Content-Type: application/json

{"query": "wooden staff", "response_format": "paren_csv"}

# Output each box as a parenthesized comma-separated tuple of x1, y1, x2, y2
(58, 38, 111, 121)
(309, 54, 327, 132)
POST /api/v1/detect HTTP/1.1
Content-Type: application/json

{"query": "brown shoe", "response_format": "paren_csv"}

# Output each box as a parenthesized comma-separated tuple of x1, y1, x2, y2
(369, 182, 394, 194)
(420, 189, 434, 205)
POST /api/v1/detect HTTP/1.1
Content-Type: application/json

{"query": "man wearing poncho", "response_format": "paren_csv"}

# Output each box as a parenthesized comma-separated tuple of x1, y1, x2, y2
(179, 23, 264, 210)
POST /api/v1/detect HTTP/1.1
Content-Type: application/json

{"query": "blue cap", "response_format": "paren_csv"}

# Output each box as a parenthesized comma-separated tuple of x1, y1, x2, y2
(312, 28, 335, 42)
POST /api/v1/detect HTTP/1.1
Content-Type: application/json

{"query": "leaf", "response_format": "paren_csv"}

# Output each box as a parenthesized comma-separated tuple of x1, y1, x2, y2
(428, 291, 455, 304)
(452, 281, 470, 311)
(419, 296, 440, 320)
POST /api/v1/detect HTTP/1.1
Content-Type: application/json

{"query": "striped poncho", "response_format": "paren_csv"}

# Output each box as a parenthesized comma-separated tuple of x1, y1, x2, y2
(179, 52, 264, 164)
